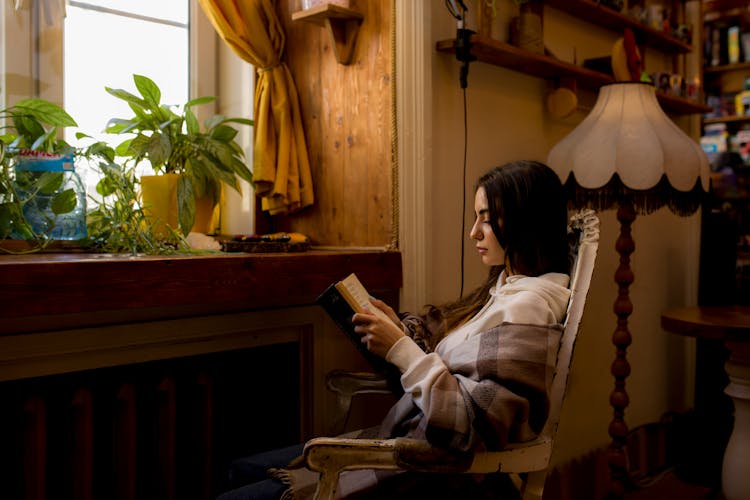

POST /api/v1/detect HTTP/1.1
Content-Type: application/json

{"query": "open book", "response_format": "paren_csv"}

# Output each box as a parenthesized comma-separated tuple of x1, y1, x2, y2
(316, 273, 401, 385)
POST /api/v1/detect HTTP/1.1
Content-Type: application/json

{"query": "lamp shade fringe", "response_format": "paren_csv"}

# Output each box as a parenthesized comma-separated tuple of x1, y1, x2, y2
(563, 173, 707, 217)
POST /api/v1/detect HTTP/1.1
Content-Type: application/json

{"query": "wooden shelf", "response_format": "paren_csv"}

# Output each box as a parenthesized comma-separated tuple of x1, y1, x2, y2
(704, 61, 750, 75)
(546, 0, 693, 53)
(436, 35, 712, 116)
(657, 92, 713, 115)
(704, 115, 750, 125)
(292, 4, 363, 65)
(703, 0, 750, 23)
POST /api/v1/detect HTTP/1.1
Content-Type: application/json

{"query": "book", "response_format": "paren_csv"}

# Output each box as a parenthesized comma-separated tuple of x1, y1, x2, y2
(334, 273, 398, 326)
(729, 26, 741, 64)
(316, 273, 401, 387)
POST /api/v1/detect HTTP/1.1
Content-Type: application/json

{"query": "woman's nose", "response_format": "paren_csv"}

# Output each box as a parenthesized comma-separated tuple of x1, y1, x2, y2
(470, 224, 482, 240)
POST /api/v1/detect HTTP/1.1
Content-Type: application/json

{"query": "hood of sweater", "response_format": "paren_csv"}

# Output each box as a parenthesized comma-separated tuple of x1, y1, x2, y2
(493, 271, 572, 323)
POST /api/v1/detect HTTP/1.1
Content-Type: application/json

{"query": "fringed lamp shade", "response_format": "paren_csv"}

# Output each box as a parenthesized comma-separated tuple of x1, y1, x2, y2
(547, 81, 710, 499)
(548, 82, 710, 217)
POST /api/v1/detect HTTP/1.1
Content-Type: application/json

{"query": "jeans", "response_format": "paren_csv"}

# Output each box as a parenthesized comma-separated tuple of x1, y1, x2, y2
(216, 443, 304, 500)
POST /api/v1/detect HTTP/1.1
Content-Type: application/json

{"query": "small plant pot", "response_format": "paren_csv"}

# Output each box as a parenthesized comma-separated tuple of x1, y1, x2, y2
(140, 174, 218, 237)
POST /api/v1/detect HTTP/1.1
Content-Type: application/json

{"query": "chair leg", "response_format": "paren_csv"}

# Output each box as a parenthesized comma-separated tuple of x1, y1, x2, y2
(521, 471, 546, 500)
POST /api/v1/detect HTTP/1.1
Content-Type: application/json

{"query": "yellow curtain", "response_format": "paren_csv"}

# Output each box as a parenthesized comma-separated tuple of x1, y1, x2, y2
(198, 0, 314, 215)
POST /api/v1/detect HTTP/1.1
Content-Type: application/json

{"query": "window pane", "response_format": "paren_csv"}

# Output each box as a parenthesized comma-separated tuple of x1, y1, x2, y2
(64, 2, 188, 143)
(64, 1, 189, 186)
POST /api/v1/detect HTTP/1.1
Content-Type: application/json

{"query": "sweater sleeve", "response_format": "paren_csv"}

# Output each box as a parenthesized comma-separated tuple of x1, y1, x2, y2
(383, 308, 445, 374)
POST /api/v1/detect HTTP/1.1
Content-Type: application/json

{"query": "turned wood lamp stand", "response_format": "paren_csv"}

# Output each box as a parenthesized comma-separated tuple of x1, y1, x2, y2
(608, 202, 636, 497)
(547, 81, 710, 498)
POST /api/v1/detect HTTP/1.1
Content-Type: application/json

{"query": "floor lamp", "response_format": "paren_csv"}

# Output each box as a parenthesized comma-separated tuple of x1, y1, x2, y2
(547, 81, 710, 498)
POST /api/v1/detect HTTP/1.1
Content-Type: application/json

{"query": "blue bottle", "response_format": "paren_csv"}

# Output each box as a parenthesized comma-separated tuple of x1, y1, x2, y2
(13, 152, 87, 240)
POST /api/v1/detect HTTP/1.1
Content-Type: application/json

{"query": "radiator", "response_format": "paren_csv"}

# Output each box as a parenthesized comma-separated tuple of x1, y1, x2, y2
(0, 344, 301, 500)
(544, 446, 610, 500)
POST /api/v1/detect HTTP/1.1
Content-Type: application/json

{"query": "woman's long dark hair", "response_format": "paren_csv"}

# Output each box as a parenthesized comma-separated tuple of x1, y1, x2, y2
(436, 160, 570, 334)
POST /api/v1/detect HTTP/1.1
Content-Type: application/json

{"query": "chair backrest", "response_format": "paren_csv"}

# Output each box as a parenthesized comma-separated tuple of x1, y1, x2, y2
(543, 209, 600, 443)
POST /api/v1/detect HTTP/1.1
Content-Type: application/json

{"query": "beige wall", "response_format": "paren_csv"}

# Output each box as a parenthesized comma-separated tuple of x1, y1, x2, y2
(416, 1, 702, 465)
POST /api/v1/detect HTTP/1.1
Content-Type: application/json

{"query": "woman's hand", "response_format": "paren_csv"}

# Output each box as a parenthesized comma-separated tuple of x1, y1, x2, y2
(369, 297, 400, 325)
(352, 299, 405, 358)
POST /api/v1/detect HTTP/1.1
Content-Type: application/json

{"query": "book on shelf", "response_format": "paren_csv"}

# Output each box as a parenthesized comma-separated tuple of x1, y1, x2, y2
(316, 273, 401, 386)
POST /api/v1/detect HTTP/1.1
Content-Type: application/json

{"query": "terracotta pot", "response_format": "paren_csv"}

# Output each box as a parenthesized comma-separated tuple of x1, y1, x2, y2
(140, 174, 218, 237)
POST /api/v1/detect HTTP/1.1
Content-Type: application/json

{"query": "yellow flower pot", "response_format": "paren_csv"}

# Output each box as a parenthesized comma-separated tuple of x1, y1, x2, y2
(140, 174, 218, 237)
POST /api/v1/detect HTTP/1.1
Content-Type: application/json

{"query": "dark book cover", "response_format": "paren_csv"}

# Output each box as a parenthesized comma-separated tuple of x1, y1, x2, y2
(316, 283, 402, 390)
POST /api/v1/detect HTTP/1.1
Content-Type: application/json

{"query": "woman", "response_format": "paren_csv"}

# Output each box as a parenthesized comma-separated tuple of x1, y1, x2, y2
(218, 160, 572, 499)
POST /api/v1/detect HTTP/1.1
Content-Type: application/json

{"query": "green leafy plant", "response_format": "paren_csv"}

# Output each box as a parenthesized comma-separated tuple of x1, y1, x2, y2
(0, 99, 80, 252)
(104, 74, 254, 235)
(83, 142, 189, 255)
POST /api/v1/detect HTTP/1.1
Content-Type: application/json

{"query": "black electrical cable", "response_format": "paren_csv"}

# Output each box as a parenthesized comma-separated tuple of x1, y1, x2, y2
(445, 0, 472, 298)
(459, 86, 468, 298)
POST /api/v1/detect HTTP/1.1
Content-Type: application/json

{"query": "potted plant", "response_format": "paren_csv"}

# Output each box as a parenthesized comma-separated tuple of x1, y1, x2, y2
(104, 74, 254, 236)
(0, 98, 86, 251)
(84, 150, 191, 255)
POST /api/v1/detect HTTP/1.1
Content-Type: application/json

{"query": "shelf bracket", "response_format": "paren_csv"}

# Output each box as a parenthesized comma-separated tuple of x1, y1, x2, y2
(292, 4, 364, 65)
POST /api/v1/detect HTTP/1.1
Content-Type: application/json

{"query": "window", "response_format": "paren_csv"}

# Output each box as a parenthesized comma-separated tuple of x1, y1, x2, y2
(1, 0, 255, 233)
(64, 0, 190, 147)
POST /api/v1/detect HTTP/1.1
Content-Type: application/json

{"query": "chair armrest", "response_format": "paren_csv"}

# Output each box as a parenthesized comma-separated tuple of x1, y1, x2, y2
(325, 370, 393, 434)
(326, 370, 392, 396)
(304, 437, 402, 499)
(303, 437, 473, 499)
(303, 435, 553, 499)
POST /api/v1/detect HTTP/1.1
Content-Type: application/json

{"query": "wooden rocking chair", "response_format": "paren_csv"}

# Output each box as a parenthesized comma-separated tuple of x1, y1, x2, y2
(303, 210, 600, 500)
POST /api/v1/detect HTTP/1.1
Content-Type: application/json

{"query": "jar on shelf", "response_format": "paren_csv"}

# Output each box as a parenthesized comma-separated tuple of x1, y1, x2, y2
(12, 151, 87, 240)
(300, 0, 350, 10)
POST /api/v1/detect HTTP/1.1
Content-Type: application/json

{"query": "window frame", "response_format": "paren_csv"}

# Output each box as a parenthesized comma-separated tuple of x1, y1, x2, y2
(1, 0, 255, 234)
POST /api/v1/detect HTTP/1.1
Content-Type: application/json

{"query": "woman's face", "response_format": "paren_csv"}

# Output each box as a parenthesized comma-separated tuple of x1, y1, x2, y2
(470, 187, 507, 267)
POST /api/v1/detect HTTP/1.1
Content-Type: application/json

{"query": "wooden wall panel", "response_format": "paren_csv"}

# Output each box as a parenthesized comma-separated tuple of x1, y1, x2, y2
(266, 0, 394, 248)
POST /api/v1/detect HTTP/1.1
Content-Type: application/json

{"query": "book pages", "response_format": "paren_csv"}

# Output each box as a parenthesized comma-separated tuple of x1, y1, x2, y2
(335, 273, 397, 326)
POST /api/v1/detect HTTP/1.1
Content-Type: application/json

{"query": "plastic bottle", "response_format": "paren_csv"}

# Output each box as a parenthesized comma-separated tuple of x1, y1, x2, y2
(13, 151, 87, 240)
(734, 77, 750, 117)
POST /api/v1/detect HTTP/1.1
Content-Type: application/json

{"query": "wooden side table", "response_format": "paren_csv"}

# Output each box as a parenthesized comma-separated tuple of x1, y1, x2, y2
(661, 306, 750, 500)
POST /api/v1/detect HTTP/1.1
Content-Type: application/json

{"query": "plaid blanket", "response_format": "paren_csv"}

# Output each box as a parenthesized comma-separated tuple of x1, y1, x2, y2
(378, 321, 562, 452)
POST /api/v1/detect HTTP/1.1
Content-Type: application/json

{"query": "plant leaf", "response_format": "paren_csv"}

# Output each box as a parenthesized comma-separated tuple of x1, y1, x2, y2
(221, 117, 254, 127)
(114, 138, 135, 157)
(12, 115, 46, 145)
(96, 174, 117, 197)
(186, 157, 208, 197)
(105, 87, 148, 108)
(185, 96, 216, 108)
(14, 98, 78, 127)
(105, 118, 135, 134)
(210, 125, 238, 142)
(50, 188, 77, 215)
(37, 172, 65, 195)
(177, 175, 195, 236)
(204, 114, 224, 130)
(185, 107, 199, 135)
(134, 74, 161, 108)
(147, 132, 171, 170)
(30, 127, 58, 152)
